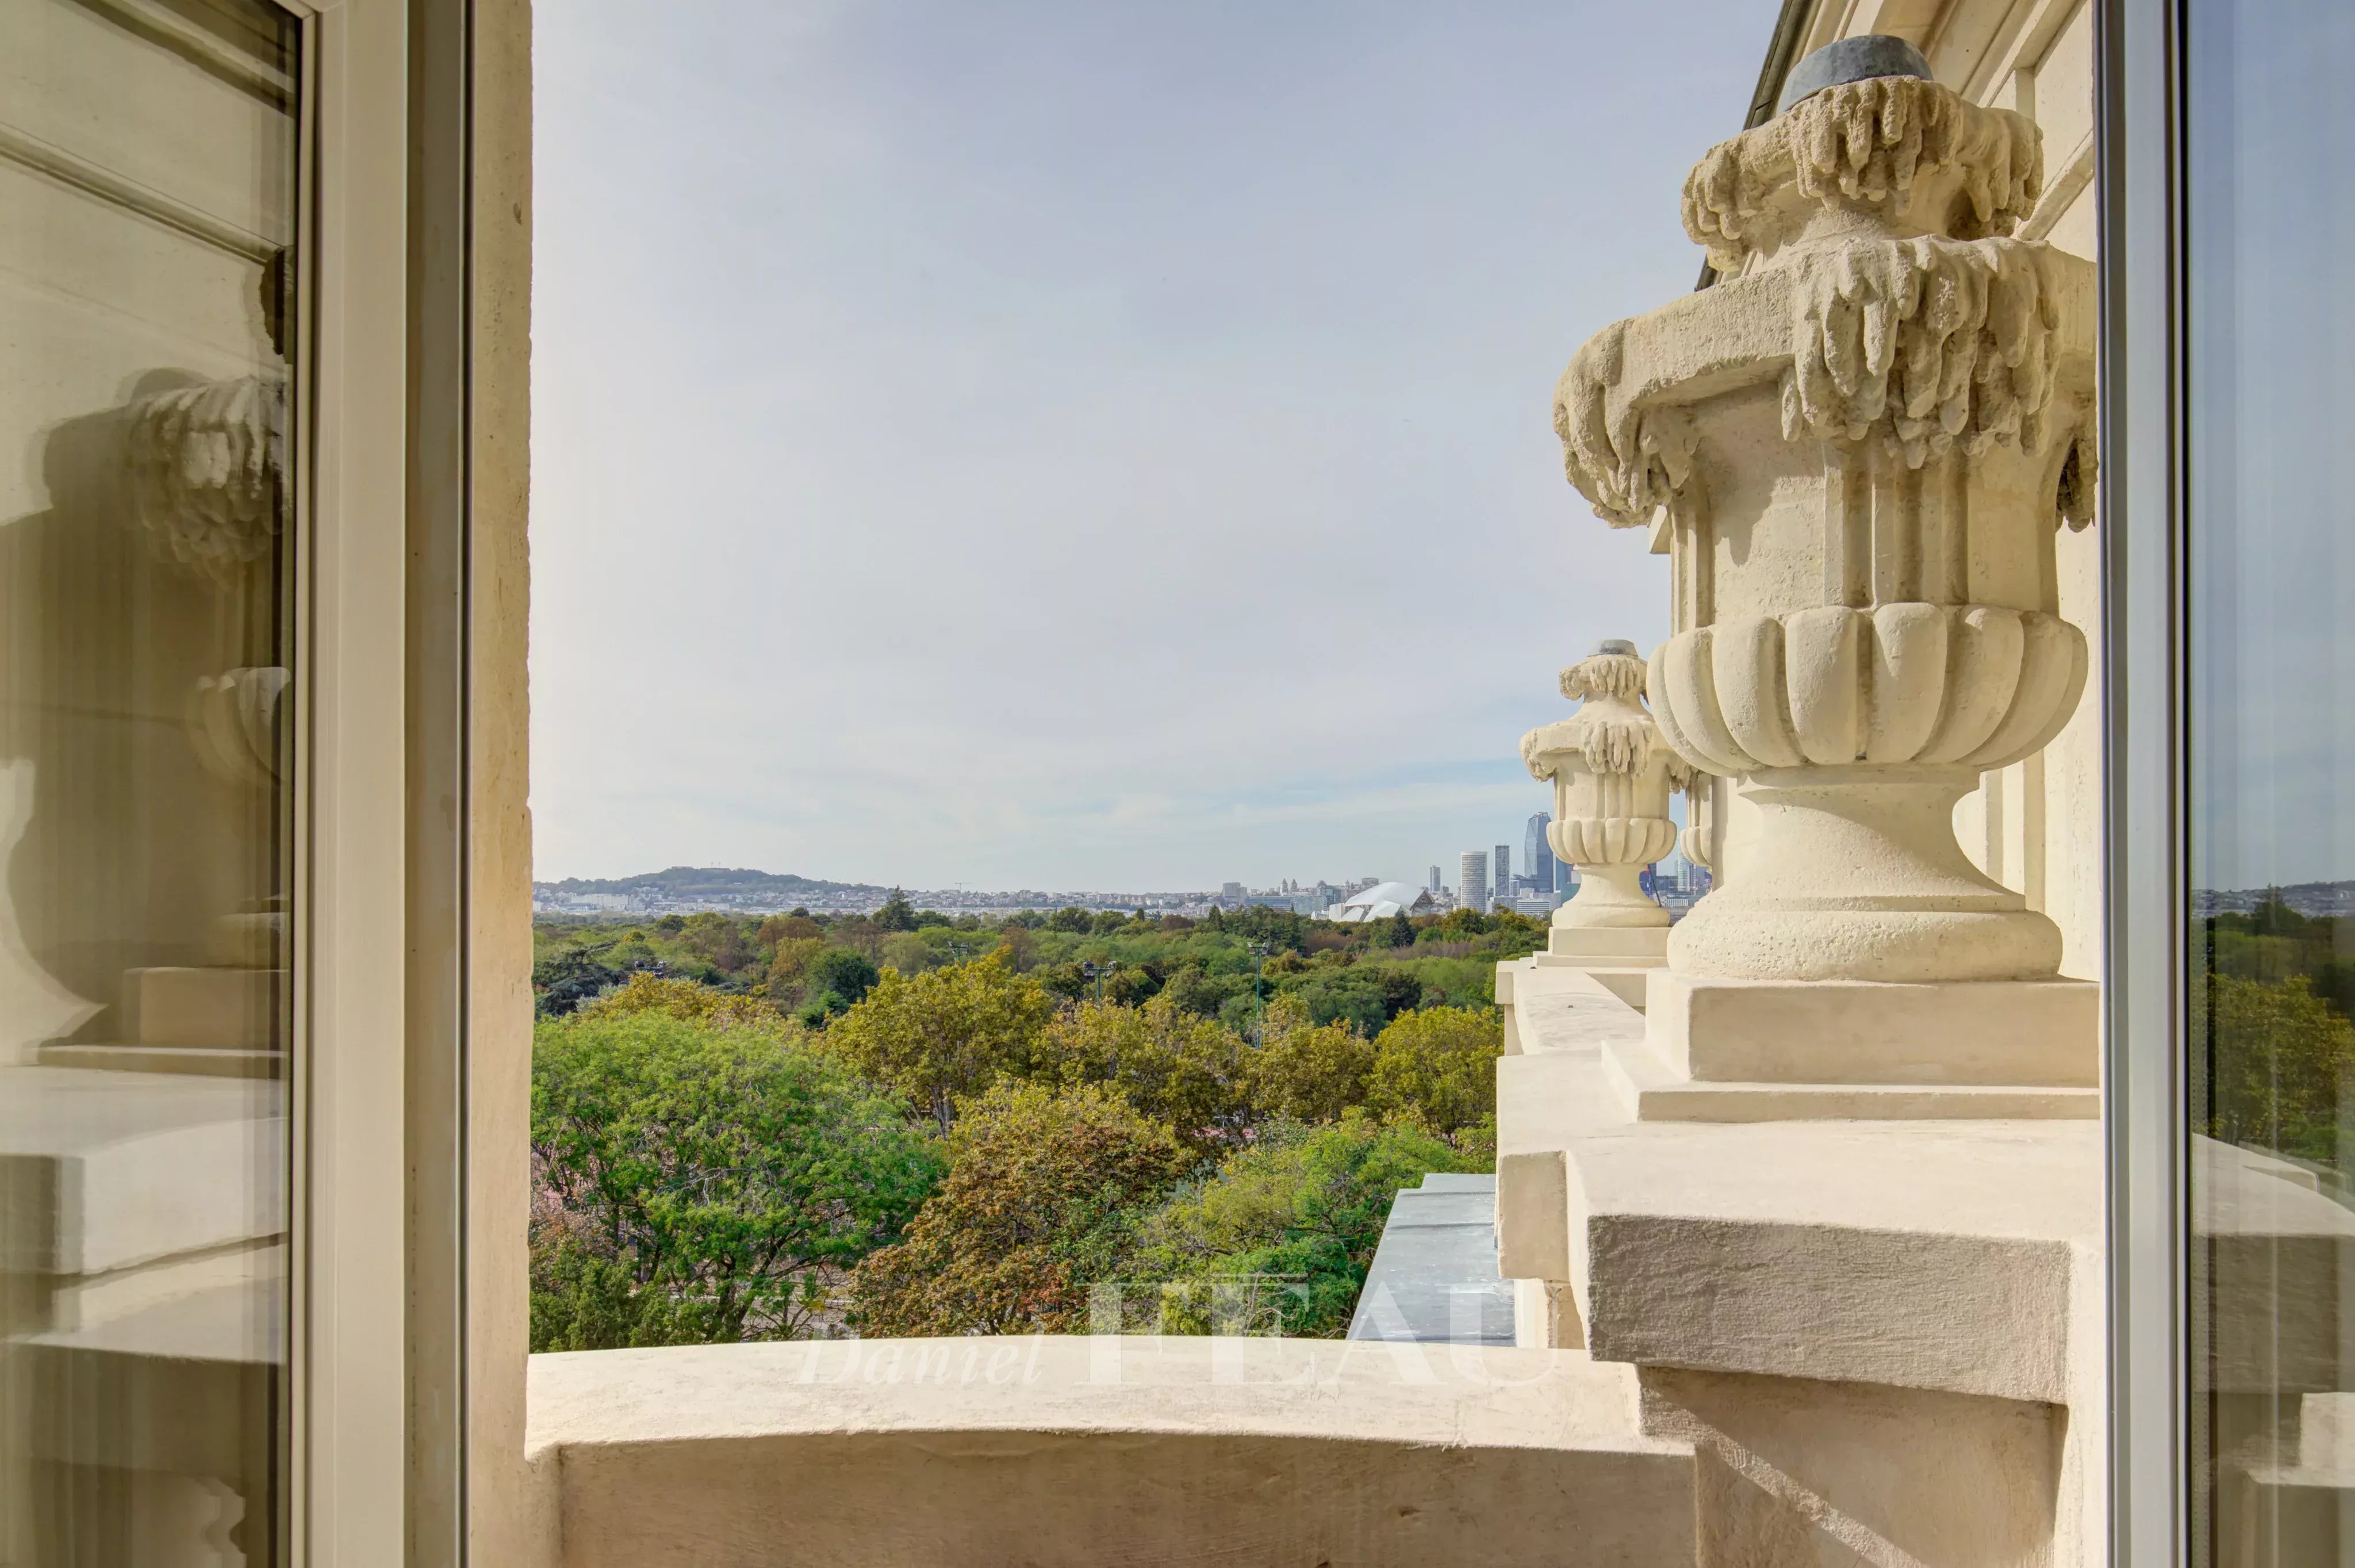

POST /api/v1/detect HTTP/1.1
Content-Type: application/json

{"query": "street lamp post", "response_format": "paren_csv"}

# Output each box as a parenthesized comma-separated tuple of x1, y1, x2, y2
(1080, 959, 1121, 1006)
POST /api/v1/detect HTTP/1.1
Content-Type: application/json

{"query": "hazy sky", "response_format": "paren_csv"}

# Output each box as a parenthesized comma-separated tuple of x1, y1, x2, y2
(531, 0, 1769, 891)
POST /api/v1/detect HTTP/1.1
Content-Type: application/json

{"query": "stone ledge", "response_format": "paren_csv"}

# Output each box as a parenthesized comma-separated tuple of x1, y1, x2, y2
(1645, 972, 2100, 1087)
(0, 1065, 282, 1275)
(1544, 1060, 2101, 1404)
(1545, 926, 1669, 963)
(1505, 964, 1648, 1057)
(528, 1338, 1696, 1568)
(1601, 1032, 2099, 1123)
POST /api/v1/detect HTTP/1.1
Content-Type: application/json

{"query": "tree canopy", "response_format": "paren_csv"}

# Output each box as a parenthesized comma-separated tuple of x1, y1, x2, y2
(849, 1082, 1186, 1336)
(530, 1008, 939, 1350)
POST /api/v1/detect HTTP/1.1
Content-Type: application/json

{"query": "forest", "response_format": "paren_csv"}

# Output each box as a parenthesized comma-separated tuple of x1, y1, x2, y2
(528, 895, 1546, 1350)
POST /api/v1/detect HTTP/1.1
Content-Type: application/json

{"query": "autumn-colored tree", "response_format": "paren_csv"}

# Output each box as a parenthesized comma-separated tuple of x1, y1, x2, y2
(824, 952, 1053, 1132)
(1367, 1005, 1501, 1134)
(849, 1082, 1185, 1336)
(580, 971, 782, 1029)
(995, 923, 1040, 973)
(757, 913, 824, 948)
(1041, 995, 1250, 1157)
(1242, 994, 1374, 1125)
(678, 911, 754, 972)
(765, 937, 830, 996)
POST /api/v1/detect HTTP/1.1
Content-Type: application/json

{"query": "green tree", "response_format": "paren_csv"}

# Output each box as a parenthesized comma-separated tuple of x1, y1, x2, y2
(1048, 906, 1092, 933)
(1368, 1005, 1501, 1134)
(2201, 973, 2355, 1163)
(1380, 911, 1415, 949)
(849, 1082, 1184, 1336)
(1283, 964, 1423, 1037)
(1041, 995, 1251, 1156)
(1163, 963, 1245, 1020)
(1244, 995, 1374, 1125)
(1130, 1114, 1479, 1338)
(530, 1009, 941, 1350)
(534, 944, 620, 1018)
(802, 948, 880, 1015)
(825, 953, 1053, 1132)
(873, 888, 918, 933)
(879, 931, 941, 975)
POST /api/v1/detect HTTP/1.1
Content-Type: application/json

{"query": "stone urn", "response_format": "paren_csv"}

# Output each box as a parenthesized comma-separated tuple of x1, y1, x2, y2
(1552, 45, 2095, 986)
(1521, 641, 1688, 954)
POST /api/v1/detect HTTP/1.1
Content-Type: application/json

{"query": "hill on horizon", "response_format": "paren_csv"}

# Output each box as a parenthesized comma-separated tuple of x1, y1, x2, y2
(534, 866, 886, 899)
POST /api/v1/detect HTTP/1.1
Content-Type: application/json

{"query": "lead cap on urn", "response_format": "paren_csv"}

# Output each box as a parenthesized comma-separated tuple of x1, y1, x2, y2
(1775, 34, 1935, 113)
(1591, 638, 1639, 658)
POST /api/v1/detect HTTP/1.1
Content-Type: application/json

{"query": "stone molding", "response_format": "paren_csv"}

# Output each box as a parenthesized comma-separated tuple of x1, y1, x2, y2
(1650, 602, 2085, 778)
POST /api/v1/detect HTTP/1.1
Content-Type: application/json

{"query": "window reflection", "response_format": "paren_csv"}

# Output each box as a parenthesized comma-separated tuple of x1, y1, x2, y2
(2187, 1, 2355, 1562)
(0, 0, 297, 1560)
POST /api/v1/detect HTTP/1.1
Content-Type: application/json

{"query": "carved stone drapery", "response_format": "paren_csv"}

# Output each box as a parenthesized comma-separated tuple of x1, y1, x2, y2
(1552, 60, 2095, 983)
(1520, 642, 1688, 933)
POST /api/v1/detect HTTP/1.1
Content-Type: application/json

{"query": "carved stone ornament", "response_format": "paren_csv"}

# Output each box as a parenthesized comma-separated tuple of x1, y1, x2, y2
(1520, 642, 1689, 931)
(125, 375, 285, 584)
(1549, 51, 2095, 983)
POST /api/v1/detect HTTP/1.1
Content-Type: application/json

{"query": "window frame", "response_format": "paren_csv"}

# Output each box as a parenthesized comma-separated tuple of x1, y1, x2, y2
(2099, 0, 2192, 1562)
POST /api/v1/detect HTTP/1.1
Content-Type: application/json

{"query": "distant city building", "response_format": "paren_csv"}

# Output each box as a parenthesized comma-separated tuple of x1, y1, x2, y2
(1460, 851, 1488, 916)
(1219, 881, 1245, 902)
(1428, 865, 1442, 893)
(1525, 813, 1556, 895)
(1493, 844, 1511, 908)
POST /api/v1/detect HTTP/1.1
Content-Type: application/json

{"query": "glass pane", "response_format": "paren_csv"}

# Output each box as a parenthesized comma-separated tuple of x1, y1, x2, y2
(2187, 2, 2355, 1562)
(0, 0, 298, 1561)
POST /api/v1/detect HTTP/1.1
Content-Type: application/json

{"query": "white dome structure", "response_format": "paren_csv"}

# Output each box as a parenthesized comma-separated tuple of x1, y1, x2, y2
(1324, 881, 1417, 923)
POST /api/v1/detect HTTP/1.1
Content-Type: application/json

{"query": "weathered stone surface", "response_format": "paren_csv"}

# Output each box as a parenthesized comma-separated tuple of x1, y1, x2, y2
(528, 1338, 1697, 1567)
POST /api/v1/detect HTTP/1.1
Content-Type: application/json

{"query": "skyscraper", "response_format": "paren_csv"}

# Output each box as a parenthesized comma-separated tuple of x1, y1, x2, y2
(1459, 851, 1487, 916)
(1428, 865, 1442, 893)
(1493, 844, 1511, 906)
(1525, 812, 1555, 895)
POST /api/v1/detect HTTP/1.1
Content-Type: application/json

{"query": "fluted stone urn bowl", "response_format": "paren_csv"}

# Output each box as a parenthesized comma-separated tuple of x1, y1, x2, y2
(1552, 44, 2095, 983)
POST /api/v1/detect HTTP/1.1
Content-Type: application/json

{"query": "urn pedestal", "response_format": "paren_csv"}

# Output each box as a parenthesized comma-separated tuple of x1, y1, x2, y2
(1520, 642, 1685, 975)
(1550, 64, 2100, 1114)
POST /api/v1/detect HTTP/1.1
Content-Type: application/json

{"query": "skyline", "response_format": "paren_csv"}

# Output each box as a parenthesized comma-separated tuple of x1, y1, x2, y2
(529, 1, 1765, 887)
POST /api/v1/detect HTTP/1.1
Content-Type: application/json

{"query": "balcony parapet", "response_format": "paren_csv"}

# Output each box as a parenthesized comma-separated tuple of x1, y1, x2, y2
(524, 1336, 1696, 1567)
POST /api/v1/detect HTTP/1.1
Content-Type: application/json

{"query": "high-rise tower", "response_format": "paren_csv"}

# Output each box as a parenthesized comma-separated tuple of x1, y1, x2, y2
(1493, 844, 1512, 905)
(1525, 812, 1555, 895)
(1459, 851, 1487, 915)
